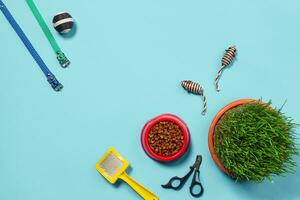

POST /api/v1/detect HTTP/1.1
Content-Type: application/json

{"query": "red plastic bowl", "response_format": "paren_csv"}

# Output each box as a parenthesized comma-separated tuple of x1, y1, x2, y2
(141, 114, 190, 162)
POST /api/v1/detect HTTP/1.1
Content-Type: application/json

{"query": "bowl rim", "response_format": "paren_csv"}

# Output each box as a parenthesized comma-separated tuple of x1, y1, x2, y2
(141, 113, 190, 162)
(208, 98, 262, 176)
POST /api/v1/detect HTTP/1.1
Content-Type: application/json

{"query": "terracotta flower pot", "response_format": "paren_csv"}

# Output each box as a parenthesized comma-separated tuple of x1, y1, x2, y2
(208, 99, 261, 177)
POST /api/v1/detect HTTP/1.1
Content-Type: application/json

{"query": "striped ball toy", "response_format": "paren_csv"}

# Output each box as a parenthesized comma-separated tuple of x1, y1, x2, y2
(52, 12, 74, 34)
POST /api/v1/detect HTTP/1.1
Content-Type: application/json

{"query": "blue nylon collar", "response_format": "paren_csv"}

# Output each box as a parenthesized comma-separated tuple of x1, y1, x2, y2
(0, 0, 63, 91)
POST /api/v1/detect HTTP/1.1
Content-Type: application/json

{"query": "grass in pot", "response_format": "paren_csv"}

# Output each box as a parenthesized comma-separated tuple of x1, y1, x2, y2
(209, 99, 299, 182)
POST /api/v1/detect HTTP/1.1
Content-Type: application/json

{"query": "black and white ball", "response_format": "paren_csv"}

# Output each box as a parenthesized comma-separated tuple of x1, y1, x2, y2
(52, 12, 74, 34)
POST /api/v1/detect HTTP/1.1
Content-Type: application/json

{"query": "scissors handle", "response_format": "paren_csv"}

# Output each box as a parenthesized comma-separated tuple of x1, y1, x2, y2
(189, 169, 204, 197)
(161, 167, 194, 190)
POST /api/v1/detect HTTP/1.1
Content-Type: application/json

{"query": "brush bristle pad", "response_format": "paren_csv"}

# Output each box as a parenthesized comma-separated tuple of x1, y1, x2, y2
(100, 152, 124, 177)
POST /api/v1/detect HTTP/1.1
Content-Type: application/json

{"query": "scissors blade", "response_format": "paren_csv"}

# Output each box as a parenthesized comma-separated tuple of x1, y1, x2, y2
(192, 155, 202, 170)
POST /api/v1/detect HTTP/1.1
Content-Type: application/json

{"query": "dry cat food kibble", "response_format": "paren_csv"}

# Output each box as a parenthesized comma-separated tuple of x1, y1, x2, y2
(147, 121, 184, 156)
(141, 114, 191, 162)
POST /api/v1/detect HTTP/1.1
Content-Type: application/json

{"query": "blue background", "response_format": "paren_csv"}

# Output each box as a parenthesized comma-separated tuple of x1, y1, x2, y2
(1, 0, 300, 200)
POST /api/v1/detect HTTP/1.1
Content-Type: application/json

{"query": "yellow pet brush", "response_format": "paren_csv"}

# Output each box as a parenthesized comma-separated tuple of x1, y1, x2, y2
(96, 147, 159, 200)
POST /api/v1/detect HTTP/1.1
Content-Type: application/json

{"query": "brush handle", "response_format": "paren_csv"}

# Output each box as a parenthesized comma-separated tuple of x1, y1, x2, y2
(120, 172, 159, 200)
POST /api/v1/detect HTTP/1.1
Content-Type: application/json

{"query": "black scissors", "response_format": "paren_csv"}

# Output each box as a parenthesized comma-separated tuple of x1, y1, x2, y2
(161, 155, 204, 198)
